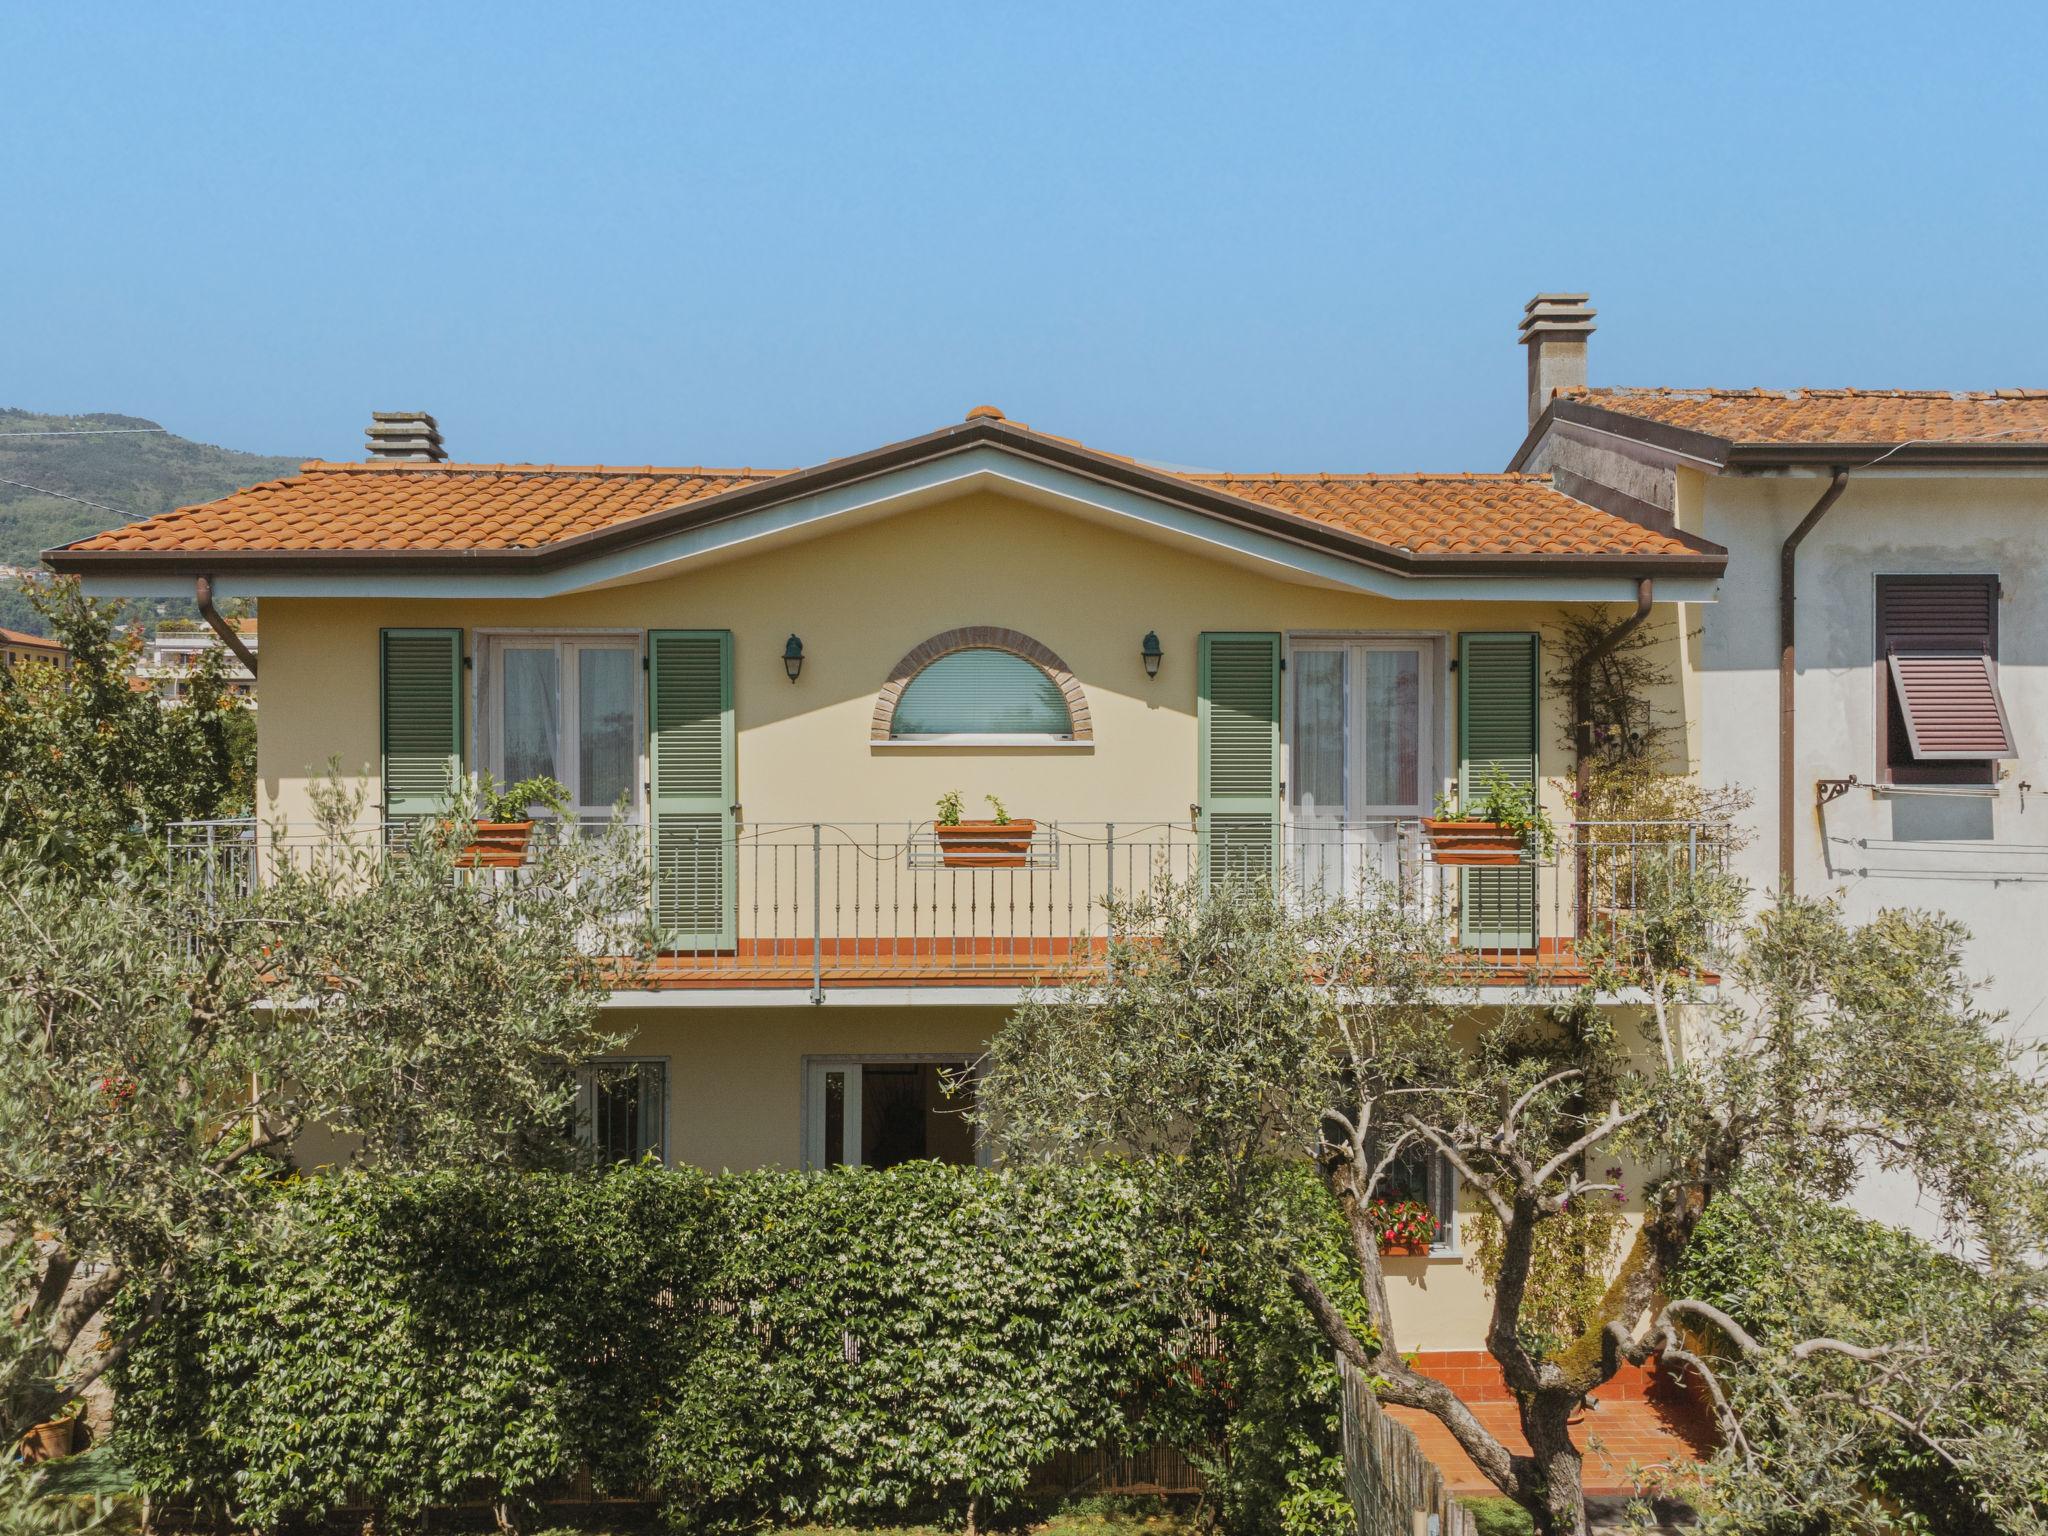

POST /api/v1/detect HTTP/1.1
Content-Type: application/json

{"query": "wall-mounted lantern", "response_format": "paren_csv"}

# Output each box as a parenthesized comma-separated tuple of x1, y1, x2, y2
(783, 634, 805, 683)
(1141, 630, 1163, 679)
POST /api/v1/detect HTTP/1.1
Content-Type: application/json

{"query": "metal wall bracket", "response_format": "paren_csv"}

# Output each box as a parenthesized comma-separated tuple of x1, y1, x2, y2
(1815, 775, 1859, 807)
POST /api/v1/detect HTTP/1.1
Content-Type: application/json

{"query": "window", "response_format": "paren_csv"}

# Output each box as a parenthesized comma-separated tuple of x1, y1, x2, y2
(804, 1058, 980, 1169)
(483, 635, 641, 817)
(576, 1059, 667, 1165)
(890, 648, 1073, 739)
(1876, 577, 2012, 787)
(1288, 638, 1436, 894)
(1383, 1144, 1458, 1254)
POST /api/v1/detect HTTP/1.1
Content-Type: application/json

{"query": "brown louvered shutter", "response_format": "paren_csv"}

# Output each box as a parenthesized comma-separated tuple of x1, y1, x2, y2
(1877, 576, 2011, 783)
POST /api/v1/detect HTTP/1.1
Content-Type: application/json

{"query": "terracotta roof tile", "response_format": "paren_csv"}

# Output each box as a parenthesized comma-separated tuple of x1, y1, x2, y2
(60, 426, 1705, 564)
(1571, 387, 2048, 447)
(1180, 471, 1694, 557)
(67, 462, 786, 555)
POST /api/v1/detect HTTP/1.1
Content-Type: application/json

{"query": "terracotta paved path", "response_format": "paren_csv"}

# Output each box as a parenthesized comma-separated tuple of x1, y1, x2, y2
(1391, 1353, 1716, 1497)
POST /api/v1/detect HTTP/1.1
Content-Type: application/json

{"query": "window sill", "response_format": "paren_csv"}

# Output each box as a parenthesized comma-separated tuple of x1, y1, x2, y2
(873, 736, 1095, 751)
(1871, 783, 2001, 799)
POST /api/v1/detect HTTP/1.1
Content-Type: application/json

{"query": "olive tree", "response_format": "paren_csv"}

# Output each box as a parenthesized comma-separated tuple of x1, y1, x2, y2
(1670, 1179, 2048, 1534)
(976, 871, 2048, 1536)
(0, 778, 652, 1445)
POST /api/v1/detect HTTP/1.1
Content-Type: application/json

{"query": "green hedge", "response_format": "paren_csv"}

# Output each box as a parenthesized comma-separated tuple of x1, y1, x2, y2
(115, 1163, 1360, 1534)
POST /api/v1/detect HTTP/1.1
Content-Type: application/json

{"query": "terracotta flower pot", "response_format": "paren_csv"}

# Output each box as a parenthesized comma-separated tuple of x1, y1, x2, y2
(1421, 818, 1525, 866)
(935, 819, 1037, 868)
(1378, 1240, 1433, 1259)
(458, 820, 535, 868)
(19, 1416, 76, 1463)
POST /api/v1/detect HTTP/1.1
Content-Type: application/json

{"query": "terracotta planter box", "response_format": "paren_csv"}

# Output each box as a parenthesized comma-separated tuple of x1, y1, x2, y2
(1378, 1240, 1434, 1259)
(458, 820, 535, 868)
(1421, 817, 1525, 866)
(935, 819, 1037, 868)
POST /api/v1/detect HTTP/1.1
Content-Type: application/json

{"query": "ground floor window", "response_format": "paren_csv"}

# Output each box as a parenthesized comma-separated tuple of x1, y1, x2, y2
(803, 1057, 979, 1169)
(1382, 1144, 1458, 1254)
(577, 1058, 668, 1165)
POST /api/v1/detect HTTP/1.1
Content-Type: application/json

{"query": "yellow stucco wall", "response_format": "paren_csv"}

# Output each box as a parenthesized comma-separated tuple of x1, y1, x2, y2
(256, 487, 1680, 834)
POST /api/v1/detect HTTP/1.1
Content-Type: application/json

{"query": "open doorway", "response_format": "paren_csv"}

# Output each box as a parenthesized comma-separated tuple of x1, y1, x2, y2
(803, 1057, 979, 1169)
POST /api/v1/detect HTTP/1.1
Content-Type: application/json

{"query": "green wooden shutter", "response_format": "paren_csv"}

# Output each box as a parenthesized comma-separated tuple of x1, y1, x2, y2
(1457, 631, 1539, 949)
(1199, 632, 1281, 884)
(648, 630, 735, 949)
(381, 628, 463, 828)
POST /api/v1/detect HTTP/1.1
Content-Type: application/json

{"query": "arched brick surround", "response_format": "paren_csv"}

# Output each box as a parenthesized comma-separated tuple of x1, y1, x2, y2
(871, 626, 1092, 741)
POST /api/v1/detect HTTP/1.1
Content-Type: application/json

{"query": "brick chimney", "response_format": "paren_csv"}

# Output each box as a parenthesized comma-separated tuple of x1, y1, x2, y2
(1518, 294, 1596, 426)
(364, 410, 447, 462)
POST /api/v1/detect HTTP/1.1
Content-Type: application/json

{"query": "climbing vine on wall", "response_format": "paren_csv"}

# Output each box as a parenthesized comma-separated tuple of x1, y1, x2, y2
(1546, 611, 1752, 832)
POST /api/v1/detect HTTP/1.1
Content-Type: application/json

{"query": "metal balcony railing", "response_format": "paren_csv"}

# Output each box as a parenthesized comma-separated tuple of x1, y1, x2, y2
(166, 816, 1732, 994)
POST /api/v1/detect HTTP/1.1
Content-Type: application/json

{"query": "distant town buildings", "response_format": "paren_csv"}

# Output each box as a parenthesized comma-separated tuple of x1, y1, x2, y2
(133, 619, 257, 704)
(0, 626, 68, 673)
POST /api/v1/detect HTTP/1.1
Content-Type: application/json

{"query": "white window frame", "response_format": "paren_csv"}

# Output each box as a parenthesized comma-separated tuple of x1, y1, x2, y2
(1380, 1143, 1460, 1257)
(474, 629, 646, 822)
(575, 1054, 670, 1166)
(1282, 632, 1449, 825)
(801, 1054, 987, 1170)
(1425, 1153, 1460, 1256)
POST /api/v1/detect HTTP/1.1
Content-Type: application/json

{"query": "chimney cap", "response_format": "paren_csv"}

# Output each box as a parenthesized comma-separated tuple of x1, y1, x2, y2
(365, 410, 447, 462)
(1519, 293, 1597, 344)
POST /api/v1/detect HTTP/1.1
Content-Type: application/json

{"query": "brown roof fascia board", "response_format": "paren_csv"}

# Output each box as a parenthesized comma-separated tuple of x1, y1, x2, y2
(46, 417, 1727, 580)
(1721, 439, 2048, 470)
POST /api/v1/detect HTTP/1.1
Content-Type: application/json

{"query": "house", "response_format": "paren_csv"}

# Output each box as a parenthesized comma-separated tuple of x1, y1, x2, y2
(134, 618, 258, 704)
(48, 393, 1732, 1351)
(1510, 296, 2048, 1224)
(0, 626, 68, 673)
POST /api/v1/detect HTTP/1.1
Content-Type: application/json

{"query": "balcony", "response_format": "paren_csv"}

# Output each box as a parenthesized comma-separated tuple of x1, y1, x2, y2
(166, 817, 1730, 998)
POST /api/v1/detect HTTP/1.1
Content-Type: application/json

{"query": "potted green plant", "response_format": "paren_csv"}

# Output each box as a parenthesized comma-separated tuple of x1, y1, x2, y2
(1421, 766, 1557, 866)
(933, 792, 1037, 868)
(453, 772, 573, 867)
(1369, 1197, 1440, 1258)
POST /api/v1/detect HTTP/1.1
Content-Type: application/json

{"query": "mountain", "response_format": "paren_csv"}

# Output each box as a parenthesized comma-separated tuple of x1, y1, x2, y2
(0, 408, 303, 635)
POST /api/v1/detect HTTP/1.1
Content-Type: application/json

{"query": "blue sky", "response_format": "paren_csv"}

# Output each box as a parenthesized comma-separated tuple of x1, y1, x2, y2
(7, 2, 2046, 472)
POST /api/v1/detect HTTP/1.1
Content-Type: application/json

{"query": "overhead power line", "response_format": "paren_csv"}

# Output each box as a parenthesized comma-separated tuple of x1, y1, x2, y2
(0, 474, 139, 518)
(0, 427, 169, 438)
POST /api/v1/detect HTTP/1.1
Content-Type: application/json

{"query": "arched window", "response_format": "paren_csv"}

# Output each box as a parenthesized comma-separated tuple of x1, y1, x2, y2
(893, 648, 1073, 738)
(872, 627, 1092, 743)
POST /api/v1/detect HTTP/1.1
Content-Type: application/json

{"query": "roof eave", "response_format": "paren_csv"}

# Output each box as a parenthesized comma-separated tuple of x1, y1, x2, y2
(41, 542, 1728, 583)
(1721, 440, 2048, 470)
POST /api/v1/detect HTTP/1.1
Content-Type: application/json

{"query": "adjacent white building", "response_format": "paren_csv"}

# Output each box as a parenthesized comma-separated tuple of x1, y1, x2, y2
(1512, 298, 2048, 1226)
